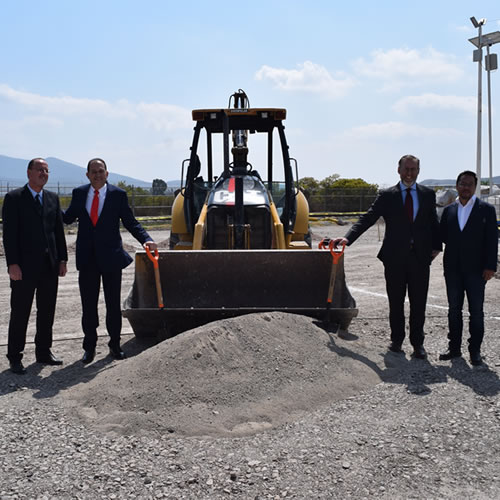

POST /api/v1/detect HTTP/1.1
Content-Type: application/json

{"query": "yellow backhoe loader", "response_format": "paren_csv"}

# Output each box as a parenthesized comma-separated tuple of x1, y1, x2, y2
(123, 91, 357, 336)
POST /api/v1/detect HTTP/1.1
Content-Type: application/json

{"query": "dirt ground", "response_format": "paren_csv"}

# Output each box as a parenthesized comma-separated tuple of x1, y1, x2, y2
(1, 222, 498, 438)
(1, 222, 500, 498)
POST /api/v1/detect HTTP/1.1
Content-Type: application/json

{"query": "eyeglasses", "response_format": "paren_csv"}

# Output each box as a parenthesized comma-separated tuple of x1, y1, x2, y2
(457, 182, 474, 188)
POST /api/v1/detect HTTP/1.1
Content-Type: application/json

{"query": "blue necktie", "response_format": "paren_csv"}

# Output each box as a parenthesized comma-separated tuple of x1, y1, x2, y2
(35, 194, 42, 215)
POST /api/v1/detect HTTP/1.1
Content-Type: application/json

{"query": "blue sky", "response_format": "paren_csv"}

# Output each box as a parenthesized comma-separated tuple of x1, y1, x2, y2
(0, 0, 499, 186)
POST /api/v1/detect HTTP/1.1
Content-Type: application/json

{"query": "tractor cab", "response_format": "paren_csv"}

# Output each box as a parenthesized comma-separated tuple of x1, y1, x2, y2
(173, 90, 306, 250)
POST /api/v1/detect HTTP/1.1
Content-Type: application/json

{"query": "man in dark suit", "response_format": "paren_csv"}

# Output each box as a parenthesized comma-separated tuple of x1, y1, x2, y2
(2, 158, 68, 374)
(439, 170, 498, 366)
(63, 158, 157, 364)
(333, 155, 442, 358)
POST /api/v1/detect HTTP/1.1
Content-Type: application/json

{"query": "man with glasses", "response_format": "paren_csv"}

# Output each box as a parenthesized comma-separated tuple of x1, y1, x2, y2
(2, 158, 67, 374)
(439, 170, 498, 366)
(332, 155, 441, 359)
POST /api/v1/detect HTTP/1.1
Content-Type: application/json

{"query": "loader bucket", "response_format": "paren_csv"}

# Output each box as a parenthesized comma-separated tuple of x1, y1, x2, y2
(122, 250, 358, 337)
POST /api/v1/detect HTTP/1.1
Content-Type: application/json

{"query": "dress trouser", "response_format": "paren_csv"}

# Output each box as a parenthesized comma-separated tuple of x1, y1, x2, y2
(444, 270, 486, 354)
(78, 253, 122, 352)
(7, 257, 59, 363)
(383, 251, 430, 347)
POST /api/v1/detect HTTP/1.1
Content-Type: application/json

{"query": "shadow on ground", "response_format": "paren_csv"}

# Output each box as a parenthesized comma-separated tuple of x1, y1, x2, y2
(0, 335, 160, 399)
(319, 324, 500, 398)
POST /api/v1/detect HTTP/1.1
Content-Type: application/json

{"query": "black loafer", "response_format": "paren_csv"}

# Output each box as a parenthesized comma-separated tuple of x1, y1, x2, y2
(82, 350, 95, 364)
(470, 352, 483, 366)
(389, 342, 403, 353)
(439, 350, 462, 361)
(109, 347, 126, 360)
(413, 345, 427, 359)
(36, 350, 63, 365)
(10, 361, 27, 375)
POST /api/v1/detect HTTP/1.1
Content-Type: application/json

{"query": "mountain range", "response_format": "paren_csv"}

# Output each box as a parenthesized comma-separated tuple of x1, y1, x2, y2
(1, 154, 497, 191)
(0, 155, 152, 190)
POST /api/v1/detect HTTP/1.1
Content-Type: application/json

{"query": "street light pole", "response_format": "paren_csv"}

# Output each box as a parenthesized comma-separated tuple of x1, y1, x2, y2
(469, 23, 500, 196)
(486, 42, 495, 195)
(471, 16, 485, 196)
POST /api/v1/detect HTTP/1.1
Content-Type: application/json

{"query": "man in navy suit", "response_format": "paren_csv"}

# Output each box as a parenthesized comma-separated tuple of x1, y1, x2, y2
(439, 170, 498, 366)
(2, 158, 68, 374)
(332, 155, 442, 358)
(63, 158, 157, 363)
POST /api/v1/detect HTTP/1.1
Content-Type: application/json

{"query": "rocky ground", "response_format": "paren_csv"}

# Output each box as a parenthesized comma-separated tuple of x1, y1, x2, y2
(0, 223, 499, 499)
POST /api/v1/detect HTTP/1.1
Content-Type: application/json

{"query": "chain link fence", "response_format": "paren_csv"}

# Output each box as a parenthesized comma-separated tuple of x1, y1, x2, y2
(0, 184, 176, 218)
(0, 184, 499, 221)
(307, 189, 378, 213)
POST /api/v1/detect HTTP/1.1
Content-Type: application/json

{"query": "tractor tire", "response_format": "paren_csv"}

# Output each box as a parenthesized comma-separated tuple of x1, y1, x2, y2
(169, 232, 180, 250)
(304, 228, 312, 248)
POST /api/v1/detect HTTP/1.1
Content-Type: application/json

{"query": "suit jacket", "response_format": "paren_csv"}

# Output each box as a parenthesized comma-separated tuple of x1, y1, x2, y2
(63, 183, 151, 272)
(440, 198, 498, 274)
(345, 183, 442, 266)
(2, 185, 67, 279)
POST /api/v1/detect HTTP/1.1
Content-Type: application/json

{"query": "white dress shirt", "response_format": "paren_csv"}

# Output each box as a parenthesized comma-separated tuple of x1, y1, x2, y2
(86, 183, 107, 218)
(456, 195, 476, 231)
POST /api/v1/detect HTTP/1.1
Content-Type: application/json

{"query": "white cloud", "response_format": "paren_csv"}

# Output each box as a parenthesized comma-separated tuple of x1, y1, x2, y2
(255, 61, 357, 98)
(0, 84, 194, 180)
(393, 93, 476, 114)
(0, 84, 192, 131)
(0, 84, 134, 118)
(343, 121, 462, 139)
(136, 102, 192, 132)
(22, 115, 64, 127)
(352, 48, 464, 90)
(455, 25, 473, 33)
(0, 115, 64, 131)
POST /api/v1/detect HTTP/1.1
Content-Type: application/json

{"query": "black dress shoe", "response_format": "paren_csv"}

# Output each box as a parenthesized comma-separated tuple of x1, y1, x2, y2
(439, 350, 462, 361)
(82, 350, 95, 364)
(470, 352, 483, 366)
(389, 342, 403, 353)
(109, 347, 126, 360)
(413, 345, 427, 359)
(36, 350, 63, 365)
(10, 361, 27, 375)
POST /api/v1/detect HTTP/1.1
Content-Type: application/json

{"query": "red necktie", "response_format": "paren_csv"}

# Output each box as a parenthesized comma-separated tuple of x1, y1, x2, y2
(405, 188, 413, 222)
(90, 189, 99, 226)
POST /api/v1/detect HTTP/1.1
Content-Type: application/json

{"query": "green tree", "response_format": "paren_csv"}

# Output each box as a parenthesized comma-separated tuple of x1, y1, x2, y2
(318, 174, 341, 194)
(116, 180, 131, 194)
(116, 181, 148, 196)
(331, 178, 378, 192)
(152, 178, 167, 195)
(298, 176, 320, 198)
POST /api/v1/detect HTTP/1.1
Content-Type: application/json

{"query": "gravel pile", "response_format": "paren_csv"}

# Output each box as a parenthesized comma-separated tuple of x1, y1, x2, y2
(1, 313, 499, 499)
(63, 312, 383, 438)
